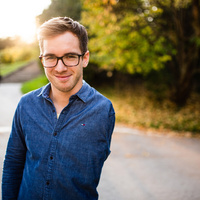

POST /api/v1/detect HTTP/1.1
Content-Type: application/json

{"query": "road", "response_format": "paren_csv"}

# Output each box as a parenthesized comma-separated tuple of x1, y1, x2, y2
(1, 83, 200, 199)
(98, 127, 200, 200)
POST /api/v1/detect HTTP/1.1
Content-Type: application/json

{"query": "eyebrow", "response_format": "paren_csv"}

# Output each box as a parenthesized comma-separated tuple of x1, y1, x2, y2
(43, 52, 81, 57)
(43, 53, 55, 57)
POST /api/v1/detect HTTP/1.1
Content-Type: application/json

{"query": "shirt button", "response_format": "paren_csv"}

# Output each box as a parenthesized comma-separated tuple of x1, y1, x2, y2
(50, 156, 53, 160)
(46, 181, 50, 186)
(53, 132, 57, 136)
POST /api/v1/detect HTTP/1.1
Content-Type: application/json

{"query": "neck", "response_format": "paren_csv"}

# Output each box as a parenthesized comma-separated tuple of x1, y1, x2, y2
(50, 88, 71, 114)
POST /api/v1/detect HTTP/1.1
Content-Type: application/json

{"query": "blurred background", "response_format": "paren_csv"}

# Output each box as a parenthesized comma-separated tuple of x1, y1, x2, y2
(1, 0, 200, 134)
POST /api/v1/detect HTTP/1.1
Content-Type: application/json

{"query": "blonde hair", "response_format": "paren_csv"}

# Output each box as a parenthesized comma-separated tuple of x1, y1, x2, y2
(38, 17, 88, 54)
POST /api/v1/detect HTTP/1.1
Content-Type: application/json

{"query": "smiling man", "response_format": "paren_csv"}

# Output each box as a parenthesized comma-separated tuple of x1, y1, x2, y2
(2, 17, 115, 200)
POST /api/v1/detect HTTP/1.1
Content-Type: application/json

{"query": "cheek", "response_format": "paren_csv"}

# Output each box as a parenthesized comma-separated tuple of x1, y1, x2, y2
(44, 68, 51, 74)
(44, 68, 52, 79)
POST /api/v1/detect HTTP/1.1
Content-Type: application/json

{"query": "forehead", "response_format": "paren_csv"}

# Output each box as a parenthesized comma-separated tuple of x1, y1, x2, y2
(42, 32, 81, 55)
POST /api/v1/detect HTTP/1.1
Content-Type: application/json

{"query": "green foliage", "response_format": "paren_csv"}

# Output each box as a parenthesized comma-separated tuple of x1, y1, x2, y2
(0, 43, 37, 64)
(37, 0, 82, 25)
(81, 0, 171, 75)
(82, 0, 200, 106)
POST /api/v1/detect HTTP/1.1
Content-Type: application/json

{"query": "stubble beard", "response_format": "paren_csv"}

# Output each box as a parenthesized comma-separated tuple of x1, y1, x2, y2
(53, 70, 83, 94)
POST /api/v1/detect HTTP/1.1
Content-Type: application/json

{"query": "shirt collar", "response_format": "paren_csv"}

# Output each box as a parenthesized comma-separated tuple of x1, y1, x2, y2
(75, 80, 90, 103)
(37, 83, 51, 99)
(37, 81, 90, 103)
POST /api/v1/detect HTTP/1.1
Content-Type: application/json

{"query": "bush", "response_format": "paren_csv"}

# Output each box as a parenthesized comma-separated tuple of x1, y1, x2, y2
(0, 44, 37, 64)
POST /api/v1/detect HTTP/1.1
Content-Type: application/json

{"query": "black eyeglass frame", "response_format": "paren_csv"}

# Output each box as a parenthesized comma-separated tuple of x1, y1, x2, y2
(39, 53, 85, 68)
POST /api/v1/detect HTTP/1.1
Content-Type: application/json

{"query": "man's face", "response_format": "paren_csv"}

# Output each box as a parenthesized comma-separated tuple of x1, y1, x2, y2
(42, 31, 89, 96)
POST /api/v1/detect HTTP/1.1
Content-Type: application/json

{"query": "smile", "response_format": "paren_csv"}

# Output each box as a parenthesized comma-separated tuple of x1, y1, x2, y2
(55, 74, 72, 81)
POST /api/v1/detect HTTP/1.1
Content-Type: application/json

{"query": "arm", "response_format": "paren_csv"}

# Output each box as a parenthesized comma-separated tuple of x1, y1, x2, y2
(2, 106, 27, 199)
(105, 103, 115, 158)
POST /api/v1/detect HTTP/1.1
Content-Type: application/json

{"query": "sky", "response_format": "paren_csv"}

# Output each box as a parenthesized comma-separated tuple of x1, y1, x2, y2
(0, 0, 51, 43)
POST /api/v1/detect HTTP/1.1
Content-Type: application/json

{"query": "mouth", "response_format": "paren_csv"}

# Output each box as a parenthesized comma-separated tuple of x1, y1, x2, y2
(55, 74, 72, 81)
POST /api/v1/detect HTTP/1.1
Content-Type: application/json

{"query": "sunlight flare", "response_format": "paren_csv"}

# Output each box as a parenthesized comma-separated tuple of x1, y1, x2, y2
(0, 0, 51, 43)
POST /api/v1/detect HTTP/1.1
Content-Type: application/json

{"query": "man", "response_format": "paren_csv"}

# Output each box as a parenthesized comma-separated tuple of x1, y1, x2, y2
(2, 17, 115, 200)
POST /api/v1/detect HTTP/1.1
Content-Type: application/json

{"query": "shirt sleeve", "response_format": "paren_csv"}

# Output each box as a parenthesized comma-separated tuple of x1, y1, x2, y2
(106, 103, 115, 156)
(2, 103, 27, 199)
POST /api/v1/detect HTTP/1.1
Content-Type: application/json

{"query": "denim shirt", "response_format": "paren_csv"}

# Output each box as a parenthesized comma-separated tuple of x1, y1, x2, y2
(2, 81, 115, 200)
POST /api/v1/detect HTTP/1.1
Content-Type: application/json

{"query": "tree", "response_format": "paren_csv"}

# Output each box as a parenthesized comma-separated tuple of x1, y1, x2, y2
(152, 0, 200, 105)
(82, 0, 171, 74)
(81, 0, 200, 106)
(37, 0, 81, 25)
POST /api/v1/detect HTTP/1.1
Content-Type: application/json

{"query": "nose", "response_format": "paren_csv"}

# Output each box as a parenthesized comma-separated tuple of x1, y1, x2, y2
(55, 59, 68, 73)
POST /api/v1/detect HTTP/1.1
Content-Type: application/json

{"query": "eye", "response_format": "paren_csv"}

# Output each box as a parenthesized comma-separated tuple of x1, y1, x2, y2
(45, 55, 56, 60)
(65, 54, 78, 59)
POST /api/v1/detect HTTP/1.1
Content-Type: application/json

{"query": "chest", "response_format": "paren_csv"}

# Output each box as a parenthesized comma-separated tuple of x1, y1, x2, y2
(21, 105, 109, 161)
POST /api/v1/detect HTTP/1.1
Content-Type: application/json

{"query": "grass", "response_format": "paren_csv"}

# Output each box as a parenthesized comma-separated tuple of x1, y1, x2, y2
(0, 61, 30, 77)
(21, 76, 200, 135)
(21, 75, 49, 94)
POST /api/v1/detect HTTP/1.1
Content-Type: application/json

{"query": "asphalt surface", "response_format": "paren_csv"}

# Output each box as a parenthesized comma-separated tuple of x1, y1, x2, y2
(1, 61, 42, 83)
(0, 63, 200, 199)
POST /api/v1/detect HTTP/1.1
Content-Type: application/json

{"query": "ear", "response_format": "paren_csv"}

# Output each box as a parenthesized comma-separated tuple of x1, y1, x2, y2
(82, 51, 89, 68)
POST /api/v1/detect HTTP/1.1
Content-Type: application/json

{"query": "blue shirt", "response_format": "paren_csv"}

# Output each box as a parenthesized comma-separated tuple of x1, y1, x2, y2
(2, 81, 115, 200)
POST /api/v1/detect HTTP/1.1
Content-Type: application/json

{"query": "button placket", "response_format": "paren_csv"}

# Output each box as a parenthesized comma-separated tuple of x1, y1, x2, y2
(44, 107, 67, 198)
(44, 129, 59, 197)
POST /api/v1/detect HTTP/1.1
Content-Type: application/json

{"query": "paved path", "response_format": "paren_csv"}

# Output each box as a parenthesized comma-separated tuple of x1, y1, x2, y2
(98, 128, 200, 200)
(1, 61, 42, 83)
(0, 83, 200, 200)
(0, 83, 22, 199)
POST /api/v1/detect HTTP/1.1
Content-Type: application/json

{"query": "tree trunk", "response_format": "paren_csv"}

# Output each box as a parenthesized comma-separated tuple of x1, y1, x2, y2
(168, 0, 200, 106)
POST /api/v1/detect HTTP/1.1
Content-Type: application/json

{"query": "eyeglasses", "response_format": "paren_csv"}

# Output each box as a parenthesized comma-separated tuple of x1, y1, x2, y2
(39, 53, 85, 68)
